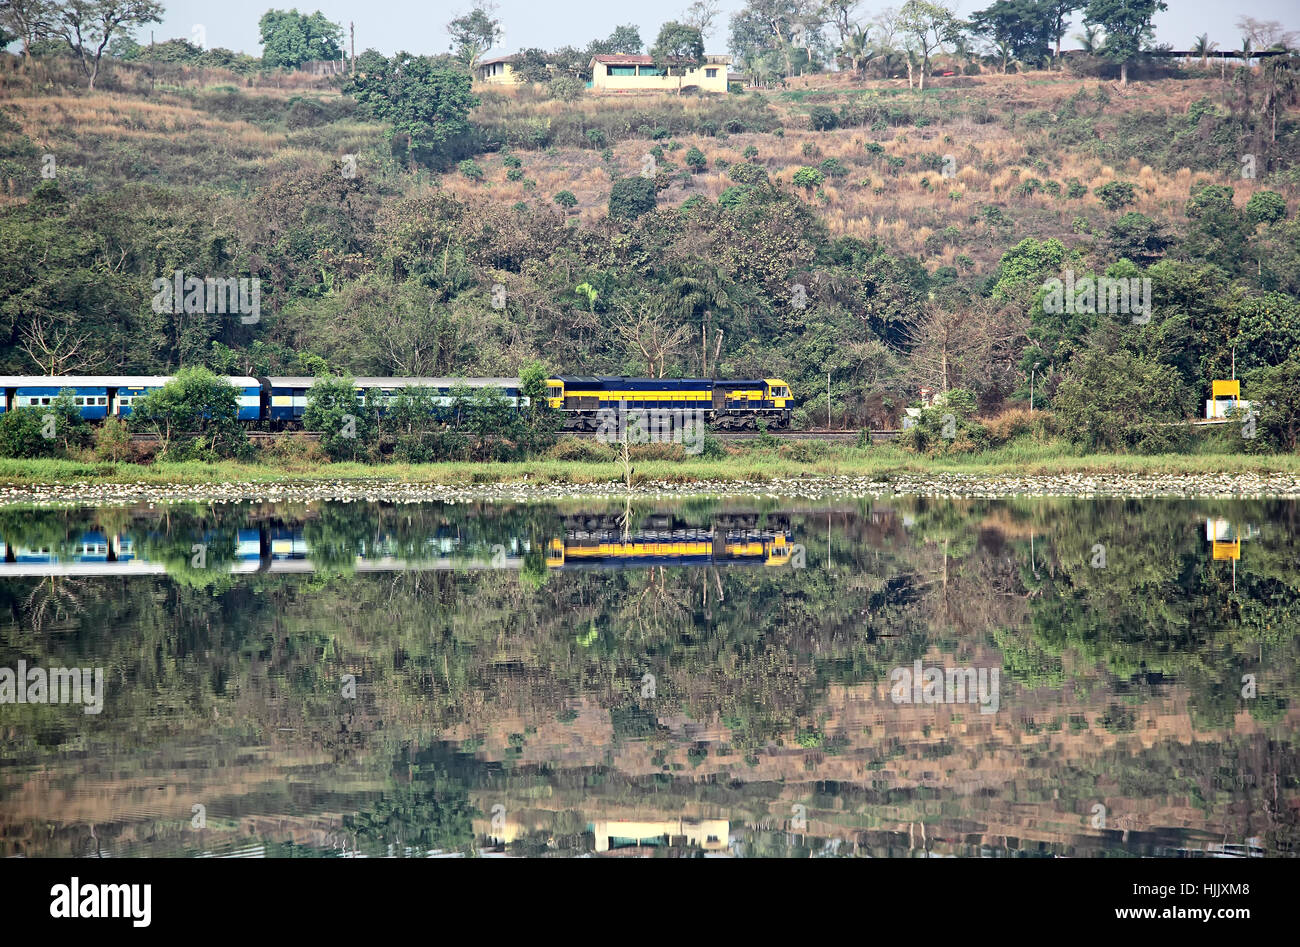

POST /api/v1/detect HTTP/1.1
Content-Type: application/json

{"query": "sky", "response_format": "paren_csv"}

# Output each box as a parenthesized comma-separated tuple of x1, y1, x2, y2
(121, 1, 1300, 59)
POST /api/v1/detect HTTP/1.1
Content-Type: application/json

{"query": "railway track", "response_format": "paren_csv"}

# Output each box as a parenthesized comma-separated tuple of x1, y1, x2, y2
(568, 429, 901, 442)
(128, 430, 900, 447)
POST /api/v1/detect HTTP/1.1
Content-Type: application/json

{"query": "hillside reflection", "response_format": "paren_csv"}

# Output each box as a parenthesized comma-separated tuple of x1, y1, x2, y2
(1, 497, 1296, 857)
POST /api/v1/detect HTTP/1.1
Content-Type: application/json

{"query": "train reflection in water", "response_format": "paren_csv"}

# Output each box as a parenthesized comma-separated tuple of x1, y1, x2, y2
(0, 513, 796, 577)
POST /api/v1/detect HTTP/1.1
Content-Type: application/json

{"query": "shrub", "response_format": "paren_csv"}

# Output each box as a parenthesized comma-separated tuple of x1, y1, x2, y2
(547, 437, 617, 461)
(548, 76, 584, 102)
(728, 162, 768, 185)
(791, 166, 825, 192)
(684, 146, 707, 172)
(1246, 190, 1287, 226)
(458, 158, 484, 180)
(506, 167, 524, 181)
(979, 408, 1051, 445)
(608, 176, 658, 220)
(808, 105, 838, 130)
(1094, 180, 1136, 211)
(1065, 178, 1088, 199)
(585, 128, 608, 149)
(129, 367, 248, 460)
(718, 185, 751, 207)
(303, 376, 377, 462)
(818, 157, 848, 178)
(553, 190, 578, 209)
(93, 416, 132, 462)
(0, 395, 89, 459)
(742, 145, 758, 159)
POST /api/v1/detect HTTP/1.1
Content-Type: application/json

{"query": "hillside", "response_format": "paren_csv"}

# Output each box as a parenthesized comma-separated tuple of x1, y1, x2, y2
(2, 54, 1298, 446)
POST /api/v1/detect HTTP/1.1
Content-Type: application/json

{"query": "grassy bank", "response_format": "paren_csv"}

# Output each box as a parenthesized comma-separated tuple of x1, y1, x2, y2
(3, 441, 1299, 489)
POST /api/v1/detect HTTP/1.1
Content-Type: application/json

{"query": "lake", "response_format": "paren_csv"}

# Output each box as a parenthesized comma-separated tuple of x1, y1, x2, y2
(1, 496, 1296, 858)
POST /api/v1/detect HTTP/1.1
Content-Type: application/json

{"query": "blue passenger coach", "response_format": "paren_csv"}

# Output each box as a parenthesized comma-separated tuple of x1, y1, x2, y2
(0, 376, 261, 420)
(264, 376, 527, 424)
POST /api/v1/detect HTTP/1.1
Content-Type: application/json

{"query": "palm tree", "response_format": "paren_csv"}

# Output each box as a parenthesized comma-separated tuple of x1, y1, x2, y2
(1075, 25, 1101, 55)
(995, 37, 1014, 74)
(1238, 37, 1253, 67)
(1192, 33, 1218, 68)
(840, 26, 874, 77)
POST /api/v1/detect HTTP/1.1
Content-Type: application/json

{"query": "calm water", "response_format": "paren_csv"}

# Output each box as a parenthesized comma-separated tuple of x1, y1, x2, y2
(1, 496, 1296, 858)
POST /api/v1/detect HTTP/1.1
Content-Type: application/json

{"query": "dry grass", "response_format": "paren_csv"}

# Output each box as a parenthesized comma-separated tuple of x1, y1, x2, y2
(3, 60, 1295, 272)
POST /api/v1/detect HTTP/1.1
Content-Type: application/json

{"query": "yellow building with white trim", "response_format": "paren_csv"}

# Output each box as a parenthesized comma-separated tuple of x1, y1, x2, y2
(588, 54, 731, 93)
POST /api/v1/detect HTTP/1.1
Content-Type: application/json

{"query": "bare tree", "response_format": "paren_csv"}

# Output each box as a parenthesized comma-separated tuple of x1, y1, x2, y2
(18, 317, 95, 374)
(683, 0, 723, 42)
(612, 295, 692, 378)
(1235, 16, 1298, 52)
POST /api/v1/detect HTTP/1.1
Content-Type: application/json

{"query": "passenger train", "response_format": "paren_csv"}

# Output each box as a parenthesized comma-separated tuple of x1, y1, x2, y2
(0, 374, 795, 430)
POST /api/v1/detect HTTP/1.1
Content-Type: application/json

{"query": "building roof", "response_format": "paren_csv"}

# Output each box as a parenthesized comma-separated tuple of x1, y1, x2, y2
(477, 54, 520, 66)
(590, 53, 731, 66)
(266, 377, 521, 389)
(0, 375, 258, 388)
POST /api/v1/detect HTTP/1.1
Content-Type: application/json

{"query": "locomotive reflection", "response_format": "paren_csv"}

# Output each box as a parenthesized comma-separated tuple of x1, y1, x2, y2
(0, 513, 796, 577)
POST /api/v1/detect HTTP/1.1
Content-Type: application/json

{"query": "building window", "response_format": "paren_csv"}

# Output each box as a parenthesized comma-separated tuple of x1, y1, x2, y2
(608, 65, 637, 76)
(638, 65, 665, 76)
(705, 68, 718, 78)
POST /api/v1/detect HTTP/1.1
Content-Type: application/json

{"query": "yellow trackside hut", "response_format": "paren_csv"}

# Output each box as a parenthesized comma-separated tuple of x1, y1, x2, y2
(1207, 379, 1248, 420)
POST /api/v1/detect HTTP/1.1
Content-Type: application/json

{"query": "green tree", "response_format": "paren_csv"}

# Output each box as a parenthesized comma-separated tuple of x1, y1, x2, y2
(651, 20, 705, 94)
(1107, 212, 1170, 264)
(898, 0, 960, 90)
(128, 367, 248, 460)
(587, 23, 644, 57)
(1183, 183, 1251, 273)
(446, 4, 501, 70)
(303, 376, 377, 462)
(346, 54, 479, 167)
(970, 0, 1053, 72)
(1042, 0, 1085, 61)
(1244, 356, 1300, 451)
(257, 8, 343, 70)
(684, 146, 707, 172)
(1083, 0, 1167, 84)
(0, 0, 56, 61)
(1051, 348, 1191, 452)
